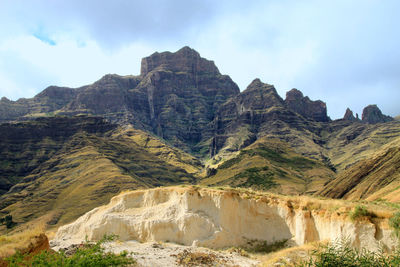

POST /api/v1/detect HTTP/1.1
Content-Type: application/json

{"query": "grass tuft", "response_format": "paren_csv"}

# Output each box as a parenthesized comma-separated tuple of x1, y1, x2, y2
(389, 212, 400, 239)
(349, 205, 375, 221)
(296, 239, 400, 267)
(4, 234, 136, 267)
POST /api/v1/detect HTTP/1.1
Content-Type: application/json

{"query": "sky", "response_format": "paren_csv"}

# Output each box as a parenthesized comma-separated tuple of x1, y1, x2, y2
(0, 0, 399, 119)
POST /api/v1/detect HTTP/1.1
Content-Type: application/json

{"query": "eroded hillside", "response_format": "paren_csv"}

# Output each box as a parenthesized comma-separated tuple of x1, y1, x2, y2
(1, 47, 400, 239)
(0, 116, 199, 228)
(52, 186, 398, 252)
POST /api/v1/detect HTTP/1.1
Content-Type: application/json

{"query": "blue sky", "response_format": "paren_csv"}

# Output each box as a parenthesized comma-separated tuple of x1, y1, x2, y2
(0, 0, 399, 119)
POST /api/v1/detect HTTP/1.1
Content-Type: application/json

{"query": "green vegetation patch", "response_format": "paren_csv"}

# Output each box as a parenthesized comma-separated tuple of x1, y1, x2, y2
(297, 240, 400, 267)
(245, 239, 287, 253)
(243, 146, 316, 170)
(389, 212, 400, 238)
(232, 166, 277, 190)
(0, 215, 16, 229)
(349, 205, 375, 221)
(218, 153, 245, 169)
(5, 235, 135, 267)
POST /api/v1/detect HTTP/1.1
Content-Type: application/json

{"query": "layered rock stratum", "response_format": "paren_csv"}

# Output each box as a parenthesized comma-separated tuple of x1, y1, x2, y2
(0, 47, 400, 248)
(53, 187, 397, 252)
(284, 88, 330, 122)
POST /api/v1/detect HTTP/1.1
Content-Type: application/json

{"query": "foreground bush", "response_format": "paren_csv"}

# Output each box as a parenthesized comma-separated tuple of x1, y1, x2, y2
(349, 205, 375, 221)
(389, 211, 400, 238)
(297, 240, 400, 267)
(5, 235, 135, 267)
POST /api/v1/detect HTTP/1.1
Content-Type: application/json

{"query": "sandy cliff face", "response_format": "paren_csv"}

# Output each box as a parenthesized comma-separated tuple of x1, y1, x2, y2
(53, 187, 396, 251)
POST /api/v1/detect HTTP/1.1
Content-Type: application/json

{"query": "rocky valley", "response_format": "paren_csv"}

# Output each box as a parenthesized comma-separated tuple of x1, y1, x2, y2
(0, 47, 400, 266)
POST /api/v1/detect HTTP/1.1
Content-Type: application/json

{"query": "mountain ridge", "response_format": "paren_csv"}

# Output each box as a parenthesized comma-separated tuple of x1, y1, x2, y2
(1, 47, 399, 233)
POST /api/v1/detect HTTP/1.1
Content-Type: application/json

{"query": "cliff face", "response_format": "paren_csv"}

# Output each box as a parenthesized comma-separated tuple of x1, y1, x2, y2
(0, 47, 399, 205)
(132, 47, 240, 152)
(362, 105, 393, 124)
(207, 79, 329, 163)
(140, 46, 220, 77)
(52, 187, 397, 252)
(0, 47, 240, 154)
(1, 47, 397, 161)
(284, 89, 330, 122)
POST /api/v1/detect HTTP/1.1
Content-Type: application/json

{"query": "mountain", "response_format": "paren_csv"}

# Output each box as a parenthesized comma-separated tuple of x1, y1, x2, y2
(343, 108, 358, 121)
(284, 88, 330, 122)
(201, 136, 335, 195)
(318, 137, 400, 201)
(1, 47, 400, 232)
(0, 47, 239, 155)
(362, 105, 393, 124)
(0, 116, 199, 227)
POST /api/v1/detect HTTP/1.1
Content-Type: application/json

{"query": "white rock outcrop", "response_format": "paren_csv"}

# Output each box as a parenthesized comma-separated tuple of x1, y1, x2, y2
(53, 187, 397, 251)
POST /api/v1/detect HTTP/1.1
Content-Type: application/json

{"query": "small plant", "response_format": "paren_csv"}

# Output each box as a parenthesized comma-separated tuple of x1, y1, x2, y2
(5, 235, 135, 266)
(226, 247, 249, 257)
(389, 212, 400, 239)
(175, 249, 217, 266)
(296, 239, 400, 267)
(349, 205, 374, 221)
(0, 215, 16, 229)
(246, 239, 287, 253)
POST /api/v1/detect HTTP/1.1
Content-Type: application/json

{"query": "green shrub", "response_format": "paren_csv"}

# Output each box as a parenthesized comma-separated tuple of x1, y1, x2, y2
(297, 240, 400, 267)
(233, 167, 277, 190)
(0, 215, 16, 229)
(389, 212, 400, 239)
(218, 154, 244, 169)
(5, 235, 135, 267)
(349, 205, 374, 221)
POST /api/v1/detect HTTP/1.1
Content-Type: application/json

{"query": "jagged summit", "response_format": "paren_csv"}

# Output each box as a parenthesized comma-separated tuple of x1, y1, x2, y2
(239, 78, 284, 108)
(284, 88, 330, 122)
(343, 108, 357, 121)
(0, 47, 397, 160)
(140, 46, 220, 76)
(362, 105, 393, 124)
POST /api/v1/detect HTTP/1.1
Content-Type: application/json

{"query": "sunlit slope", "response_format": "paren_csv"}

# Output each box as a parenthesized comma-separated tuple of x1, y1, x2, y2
(318, 137, 400, 202)
(201, 137, 335, 195)
(112, 127, 202, 175)
(0, 117, 199, 229)
(0, 116, 115, 195)
(324, 121, 400, 171)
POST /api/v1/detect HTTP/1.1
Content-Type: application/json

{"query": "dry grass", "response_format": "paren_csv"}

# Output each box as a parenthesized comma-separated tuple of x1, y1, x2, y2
(114, 127, 203, 175)
(259, 242, 321, 266)
(167, 185, 396, 221)
(326, 122, 400, 172)
(200, 137, 335, 195)
(1, 130, 196, 231)
(0, 222, 45, 258)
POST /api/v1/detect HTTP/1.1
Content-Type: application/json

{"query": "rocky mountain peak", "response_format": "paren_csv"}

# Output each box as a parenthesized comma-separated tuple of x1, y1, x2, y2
(140, 46, 220, 77)
(240, 79, 284, 107)
(0, 97, 10, 102)
(343, 108, 357, 121)
(285, 88, 304, 100)
(284, 88, 329, 122)
(245, 78, 275, 92)
(362, 105, 393, 124)
(34, 86, 77, 99)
